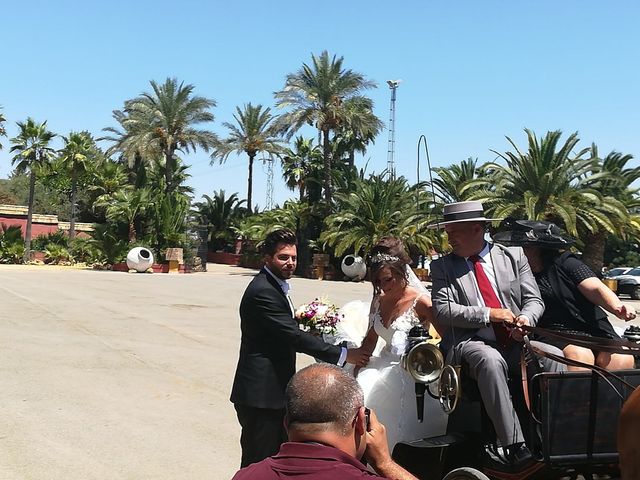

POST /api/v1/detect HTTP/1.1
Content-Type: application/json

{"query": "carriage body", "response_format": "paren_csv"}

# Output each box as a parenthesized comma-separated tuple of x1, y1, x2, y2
(392, 341, 640, 480)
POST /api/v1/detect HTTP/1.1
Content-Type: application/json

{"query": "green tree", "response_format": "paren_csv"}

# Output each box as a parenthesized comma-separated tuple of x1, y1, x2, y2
(106, 77, 218, 193)
(431, 157, 482, 203)
(95, 187, 153, 242)
(211, 103, 284, 212)
(59, 131, 95, 241)
(468, 129, 628, 271)
(193, 190, 247, 251)
(275, 51, 378, 209)
(281, 136, 324, 202)
(320, 173, 435, 257)
(332, 96, 383, 168)
(234, 200, 303, 244)
(88, 160, 129, 220)
(580, 148, 640, 270)
(9, 118, 57, 262)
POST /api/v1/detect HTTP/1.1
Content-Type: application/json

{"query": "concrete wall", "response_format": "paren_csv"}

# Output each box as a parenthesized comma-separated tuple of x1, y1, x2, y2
(0, 204, 94, 238)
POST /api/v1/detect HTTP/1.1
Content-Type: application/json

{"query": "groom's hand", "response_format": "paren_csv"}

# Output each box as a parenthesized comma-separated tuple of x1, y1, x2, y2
(346, 348, 371, 367)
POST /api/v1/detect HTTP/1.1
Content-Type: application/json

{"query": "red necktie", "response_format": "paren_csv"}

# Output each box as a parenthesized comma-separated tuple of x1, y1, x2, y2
(469, 255, 512, 349)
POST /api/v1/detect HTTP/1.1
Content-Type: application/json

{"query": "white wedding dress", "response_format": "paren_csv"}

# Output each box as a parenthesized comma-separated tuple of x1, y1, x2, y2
(329, 294, 449, 451)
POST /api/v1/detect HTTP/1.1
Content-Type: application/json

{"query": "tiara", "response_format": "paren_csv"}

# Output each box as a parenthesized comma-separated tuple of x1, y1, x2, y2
(370, 253, 400, 264)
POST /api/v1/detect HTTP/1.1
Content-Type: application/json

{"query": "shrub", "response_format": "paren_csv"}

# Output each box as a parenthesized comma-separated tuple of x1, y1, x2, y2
(32, 231, 68, 250)
(44, 244, 72, 264)
(70, 237, 101, 264)
(0, 224, 24, 264)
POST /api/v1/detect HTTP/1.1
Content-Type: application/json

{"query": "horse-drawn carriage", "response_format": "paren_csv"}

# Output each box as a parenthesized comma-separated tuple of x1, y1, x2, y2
(391, 326, 640, 480)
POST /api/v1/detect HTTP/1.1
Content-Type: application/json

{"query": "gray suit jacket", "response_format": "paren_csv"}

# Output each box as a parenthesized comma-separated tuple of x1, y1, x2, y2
(431, 243, 544, 351)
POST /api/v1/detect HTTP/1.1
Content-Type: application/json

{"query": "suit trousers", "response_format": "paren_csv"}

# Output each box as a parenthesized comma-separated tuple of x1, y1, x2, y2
(454, 339, 524, 447)
(234, 404, 287, 468)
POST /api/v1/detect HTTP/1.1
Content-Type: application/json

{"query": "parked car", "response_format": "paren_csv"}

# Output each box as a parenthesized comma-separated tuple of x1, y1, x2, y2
(604, 266, 633, 278)
(615, 267, 640, 299)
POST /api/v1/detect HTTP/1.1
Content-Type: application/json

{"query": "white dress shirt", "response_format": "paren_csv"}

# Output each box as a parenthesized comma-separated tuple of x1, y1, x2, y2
(464, 242, 500, 341)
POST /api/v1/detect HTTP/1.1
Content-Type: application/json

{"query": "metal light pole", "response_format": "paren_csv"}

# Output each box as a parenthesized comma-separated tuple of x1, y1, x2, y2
(386, 79, 401, 180)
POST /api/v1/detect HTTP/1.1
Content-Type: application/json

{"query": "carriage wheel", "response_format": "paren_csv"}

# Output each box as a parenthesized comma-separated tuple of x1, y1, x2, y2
(438, 365, 461, 414)
(442, 467, 491, 480)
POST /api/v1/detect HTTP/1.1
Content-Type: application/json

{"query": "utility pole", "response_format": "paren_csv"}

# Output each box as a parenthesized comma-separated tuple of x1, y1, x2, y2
(386, 79, 401, 180)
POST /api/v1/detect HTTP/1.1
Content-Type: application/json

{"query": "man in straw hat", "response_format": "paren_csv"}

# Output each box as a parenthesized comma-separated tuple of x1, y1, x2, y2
(429, 201, 547, 472)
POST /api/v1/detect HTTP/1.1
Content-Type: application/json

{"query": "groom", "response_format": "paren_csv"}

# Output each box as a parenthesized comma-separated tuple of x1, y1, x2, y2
(230, 228, 370, 467)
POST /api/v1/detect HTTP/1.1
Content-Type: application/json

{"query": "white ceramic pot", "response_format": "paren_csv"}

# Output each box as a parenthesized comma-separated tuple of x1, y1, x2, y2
(341, 255, 367, 281)
(126, 247, 154, 273)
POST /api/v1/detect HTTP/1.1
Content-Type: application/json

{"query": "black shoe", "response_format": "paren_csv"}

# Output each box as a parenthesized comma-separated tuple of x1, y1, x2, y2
(483, 443, 540, 475)
(506, 443, 534, 469)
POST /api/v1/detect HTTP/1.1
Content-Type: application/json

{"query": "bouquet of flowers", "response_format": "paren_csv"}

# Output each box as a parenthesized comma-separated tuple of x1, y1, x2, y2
(295, 297, 344, 336)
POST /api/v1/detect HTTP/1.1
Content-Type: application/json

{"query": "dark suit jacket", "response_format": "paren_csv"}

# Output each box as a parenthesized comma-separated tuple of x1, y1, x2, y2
(431, 243, 544, 351)
(230, 268, 341, 409)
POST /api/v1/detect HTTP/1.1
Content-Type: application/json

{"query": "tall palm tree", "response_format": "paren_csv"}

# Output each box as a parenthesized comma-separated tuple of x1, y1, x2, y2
(211, 103, 285, 212)
(9, 118, 57, 262)
(281, 136, 324, 202)
(332, 96, 383, 167)
(275, 51, 378, 208)
(59, 131, 95, 241)
(320, 173, 436, 257)
(468, 129, 628, 270)
(106, 77, 218, 193)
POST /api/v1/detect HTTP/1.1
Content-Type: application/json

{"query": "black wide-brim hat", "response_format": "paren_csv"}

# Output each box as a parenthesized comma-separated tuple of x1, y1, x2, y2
(428, 201, 501, 229)
(492, 219, 575, 249)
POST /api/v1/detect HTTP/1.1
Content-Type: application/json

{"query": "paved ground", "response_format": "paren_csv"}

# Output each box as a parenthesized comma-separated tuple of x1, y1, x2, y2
(0, 264, 374, 480)
(1, 264, 638, 480)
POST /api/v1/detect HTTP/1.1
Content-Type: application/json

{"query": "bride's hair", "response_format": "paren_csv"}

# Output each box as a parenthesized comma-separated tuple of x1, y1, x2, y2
(368, 237, 410, 295)
(369, 236, 412, 264)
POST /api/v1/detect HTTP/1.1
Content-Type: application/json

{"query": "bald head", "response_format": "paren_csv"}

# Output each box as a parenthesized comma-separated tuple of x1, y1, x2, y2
(286, 364, 364, 436)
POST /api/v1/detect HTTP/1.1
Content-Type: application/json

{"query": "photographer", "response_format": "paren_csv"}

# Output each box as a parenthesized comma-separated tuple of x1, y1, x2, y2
(231, 363, 417, 480)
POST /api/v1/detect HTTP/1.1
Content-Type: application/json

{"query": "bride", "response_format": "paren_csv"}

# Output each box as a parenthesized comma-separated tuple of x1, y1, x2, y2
(332, 238, 449, 451)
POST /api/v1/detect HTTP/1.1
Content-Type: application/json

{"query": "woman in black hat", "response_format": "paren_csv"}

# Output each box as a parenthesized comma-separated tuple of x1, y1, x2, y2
(493, 220, 636, 371)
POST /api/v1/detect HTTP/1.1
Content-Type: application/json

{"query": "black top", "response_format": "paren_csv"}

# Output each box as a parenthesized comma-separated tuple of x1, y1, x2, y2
(535, 252, 617, 339)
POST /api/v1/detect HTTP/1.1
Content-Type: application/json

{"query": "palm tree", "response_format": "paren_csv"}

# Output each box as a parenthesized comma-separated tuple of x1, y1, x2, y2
(95, 187, 153, 242)
(281, 136, 324, 202)
(211, 103, 285, 212)
(106, 77, 218, 193)
(275, 51, 379, 208)
(580, 147, 640, 270)
(430, 157, 482, 203)
(88, 160, 129, 212)
(468, 129, 628, 270)
(320, 173, 436, 257)
(146, 156, 194, 197)
(332, 96, 383, 167)
(9, 118, 57, 262)
(59, 131, 95, 241)
(193, 190, 247, 250)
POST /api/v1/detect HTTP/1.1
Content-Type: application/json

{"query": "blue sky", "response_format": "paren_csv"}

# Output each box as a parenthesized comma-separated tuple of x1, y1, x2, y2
(1, 1, 638, 209)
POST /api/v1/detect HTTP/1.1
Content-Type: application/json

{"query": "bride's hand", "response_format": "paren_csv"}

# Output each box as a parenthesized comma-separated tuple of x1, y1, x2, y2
(346, 347, 371, 367)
